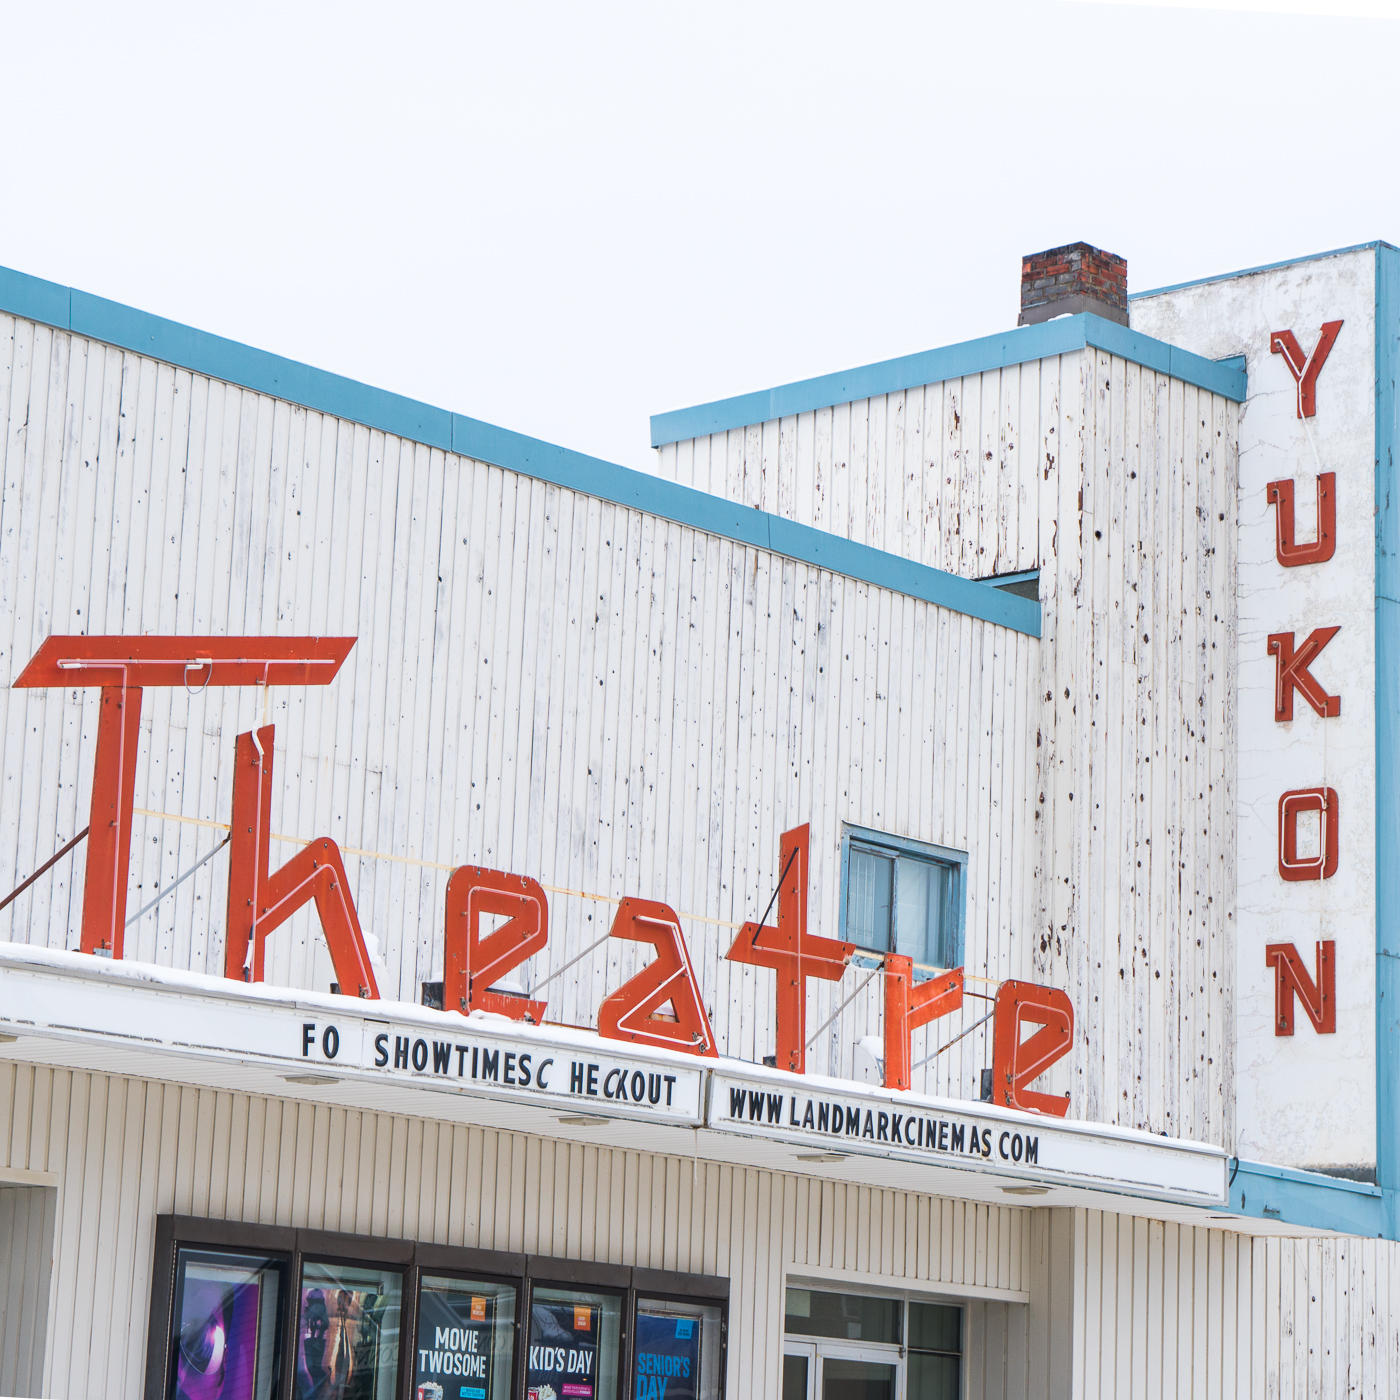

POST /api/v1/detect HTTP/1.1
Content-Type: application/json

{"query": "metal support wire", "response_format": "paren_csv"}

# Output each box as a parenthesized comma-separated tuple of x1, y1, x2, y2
(806, 965, 882, 1048)
(124, 835, 231, 928)
(0, 827, 90, 915)
(909, 1007, 995, 1073)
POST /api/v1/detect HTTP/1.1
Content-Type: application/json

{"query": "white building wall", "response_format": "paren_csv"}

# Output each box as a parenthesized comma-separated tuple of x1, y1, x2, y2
(655, 351, 1240, 1150)
(0, 309, 1044, 1100)
(0, 1061, 1033, 1400)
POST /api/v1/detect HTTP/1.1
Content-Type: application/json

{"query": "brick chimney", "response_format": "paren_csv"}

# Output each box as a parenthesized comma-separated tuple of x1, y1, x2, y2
(1019, 242, 1128, 327)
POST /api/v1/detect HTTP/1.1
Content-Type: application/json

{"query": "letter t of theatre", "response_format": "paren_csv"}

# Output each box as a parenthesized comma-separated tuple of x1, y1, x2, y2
(13, 636, 356, 960)
(725, 824, 854, 1073)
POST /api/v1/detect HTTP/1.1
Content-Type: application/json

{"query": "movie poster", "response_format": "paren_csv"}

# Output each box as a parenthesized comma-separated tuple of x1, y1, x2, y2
(525, 1300, 600, 1400)
(173, 1267, 264, 1400)
(414, 1283, 505, 1400)
(294, 1284, 393, 1400)
(632, 1313, 702, 1400)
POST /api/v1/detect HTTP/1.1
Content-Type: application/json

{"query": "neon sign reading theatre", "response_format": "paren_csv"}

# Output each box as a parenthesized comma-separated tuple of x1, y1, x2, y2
(15, 634, 1073, 1116)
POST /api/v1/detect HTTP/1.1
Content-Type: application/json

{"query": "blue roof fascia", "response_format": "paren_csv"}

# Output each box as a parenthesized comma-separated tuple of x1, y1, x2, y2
(1373, 243, 1400, 1237)
(1132, 239, 1397, 302)
(1229, 1159, 1386, 1238)
(0, 264, 1038, 638)
(650, 314, 1245, 447)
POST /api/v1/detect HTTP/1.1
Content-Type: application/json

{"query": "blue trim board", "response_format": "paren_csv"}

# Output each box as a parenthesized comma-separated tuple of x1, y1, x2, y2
(649, 314, 1247, 448)
(1229, 1160, 1384, 1238)
(1133, 239, 1398, 303)
(0, 264, 1037, 639)
(1375, 244, 1400, 1238)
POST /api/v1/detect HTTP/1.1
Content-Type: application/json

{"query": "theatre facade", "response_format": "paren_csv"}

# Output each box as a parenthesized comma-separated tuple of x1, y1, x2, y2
(0, 238, 1397, 1398)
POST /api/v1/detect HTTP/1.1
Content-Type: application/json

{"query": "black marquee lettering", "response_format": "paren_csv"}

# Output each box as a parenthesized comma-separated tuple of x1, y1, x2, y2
(766, 1093, 783, 1125)
(1025, 1136, 1038, 1165)
(432, 1040, 450, 1074)
(818, 1102, 830, 1133)
(731, 1087, 748, 1118)
(890, 1112, 902, 1142)
(519, 1053, 532, 1087)
(587, 1063, 600, 1096)
(504, 1052, 517, 1085)
(803, 1100, 815, 1130)
(457, 1045, 469, 1077)
(664, 1074, 675, 1105)
(1012, 1133, 1023, 1162)
(481, 1049, 499, 1081)
(632, 1070, 647, 1102)
(951, 1123, 965, 1153)
(302, 1023, 316, 1057)
(571, 1061, 584, 1093)
(938, 1121, 948, 1151)
(411, 1038, 428, 1072)
(374, 1033, 389, 1067)
(394, 1036, 409, 1069)
(846, 1106, 861, 1136)
(790, 1096, 801, 1127)
(322, 1025, 339, 1059)
(863, 1111, 875, 1139)
(648, 1073, 662, 1105)
(536, 1057, 553, 1090)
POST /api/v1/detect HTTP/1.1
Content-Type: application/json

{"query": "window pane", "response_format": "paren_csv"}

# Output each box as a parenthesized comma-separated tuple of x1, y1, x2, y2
(527, 1285, 622, 1400)
(294, 1260, 402, 1400)
(171, 1247, 286, 1400)
(782, 1289, 900, 1344)
(820, 1358, 896, 1400)
(847, 850, 893, 953)
(907, 1301, 961, 1354)
(415, 1275, 516, 1400)
(781, 1354, 809, 1400)
(894, 857, 933, 964)
(906, 1352, 961, 1399)
(635, 1300, 723, 1400)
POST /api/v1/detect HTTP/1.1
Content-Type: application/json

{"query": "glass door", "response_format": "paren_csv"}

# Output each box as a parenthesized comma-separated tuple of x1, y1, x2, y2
(782, 1340, 816, 1400)
(816, 1344, 900, 1400)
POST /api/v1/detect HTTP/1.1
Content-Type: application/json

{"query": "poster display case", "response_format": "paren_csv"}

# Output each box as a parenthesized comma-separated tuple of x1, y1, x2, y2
(146, 1219, 727, 1400)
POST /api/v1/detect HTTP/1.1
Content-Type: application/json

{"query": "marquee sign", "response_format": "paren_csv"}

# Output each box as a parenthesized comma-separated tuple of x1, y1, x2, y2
(11, 634, 1076, 1115)
(0, 946, 1224, 1206)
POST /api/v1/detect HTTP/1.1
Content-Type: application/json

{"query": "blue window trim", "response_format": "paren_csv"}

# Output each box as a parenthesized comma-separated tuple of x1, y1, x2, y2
(0, 263, 1038, 639)
(837, 824, 968, 971)
(981, 569, 1039, 593)
(649, 313, 1246, 448)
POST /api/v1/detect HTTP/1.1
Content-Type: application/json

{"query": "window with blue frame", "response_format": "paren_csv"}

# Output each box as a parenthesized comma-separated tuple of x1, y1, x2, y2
(842, 827, 965, 972)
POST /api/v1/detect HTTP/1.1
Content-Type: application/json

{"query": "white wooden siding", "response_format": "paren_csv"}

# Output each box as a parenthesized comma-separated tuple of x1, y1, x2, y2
(0, 1060, 1031, 1400)
(0, 1180, 54, 1397)
(1068, 1206, 1400, 1398)
(656, 356, 1239, 1150)
(0, 311, 1042, 1103)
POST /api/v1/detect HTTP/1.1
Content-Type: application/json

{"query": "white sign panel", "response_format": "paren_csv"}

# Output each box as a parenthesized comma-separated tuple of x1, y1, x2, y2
(708, 1072, 1227, 1205)
(1134, 249, 1378, 1173)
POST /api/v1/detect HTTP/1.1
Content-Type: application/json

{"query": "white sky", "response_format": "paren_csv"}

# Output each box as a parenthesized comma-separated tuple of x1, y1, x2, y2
(2, 1, 1397, 470)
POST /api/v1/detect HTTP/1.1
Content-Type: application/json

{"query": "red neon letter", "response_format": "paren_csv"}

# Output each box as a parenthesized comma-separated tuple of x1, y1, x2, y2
(1266, 474, 1336, 566)
(882, 954, 964, 1091)
(1266, 941, 1335, 1035)
(989, 981, 1073, 1117)
(598, 898, 717, 1056)
(224, 726, 379, 997)
(1271, 321, 1342, 418)
(442, 865, 548, 1022)
(1268, 628, 1341, 721)
(725, 824, 853, 1074)
(1278, 787, 1339, 881)
(12, 635, 355, 959)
